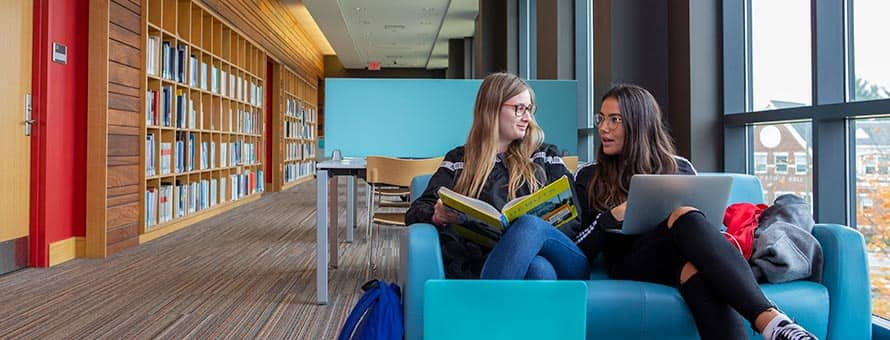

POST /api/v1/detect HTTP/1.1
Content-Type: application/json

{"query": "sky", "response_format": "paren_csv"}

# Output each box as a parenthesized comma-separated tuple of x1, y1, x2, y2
(751, 0, 890, 110)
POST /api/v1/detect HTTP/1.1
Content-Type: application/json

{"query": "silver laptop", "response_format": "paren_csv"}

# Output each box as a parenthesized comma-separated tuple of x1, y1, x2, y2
(609, 175, 733, 235)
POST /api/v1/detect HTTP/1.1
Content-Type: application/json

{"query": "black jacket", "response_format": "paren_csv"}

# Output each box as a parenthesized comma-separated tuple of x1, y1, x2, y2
(406, 143, 578, 278)
(569, 156, 697, 268)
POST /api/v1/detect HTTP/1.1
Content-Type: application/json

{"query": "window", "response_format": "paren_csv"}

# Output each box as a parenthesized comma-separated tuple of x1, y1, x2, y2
(728, 1, 890, 321)
(754, 152, 767, 174)
(774, 153, 788, 174)
(750, 0, 812, 110)
(795, 152, 808, 174)
(851, 0, 890, 101)
(853, 117, 890, 320)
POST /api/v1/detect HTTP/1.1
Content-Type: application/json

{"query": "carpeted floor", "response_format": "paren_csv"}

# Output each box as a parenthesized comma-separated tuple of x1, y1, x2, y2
(0, 179, 400, 339)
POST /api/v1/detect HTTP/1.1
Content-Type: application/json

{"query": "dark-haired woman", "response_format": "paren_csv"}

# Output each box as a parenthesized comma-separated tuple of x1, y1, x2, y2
(572, 84, 817, 340)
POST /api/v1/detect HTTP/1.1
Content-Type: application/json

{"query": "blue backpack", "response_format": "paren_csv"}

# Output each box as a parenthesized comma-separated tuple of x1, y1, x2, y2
(338, 280, 404, 340)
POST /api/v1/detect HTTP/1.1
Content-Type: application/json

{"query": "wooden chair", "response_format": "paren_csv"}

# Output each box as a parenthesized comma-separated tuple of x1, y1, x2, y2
(365, 156, 443, 270)
(563, 155, 579, 173)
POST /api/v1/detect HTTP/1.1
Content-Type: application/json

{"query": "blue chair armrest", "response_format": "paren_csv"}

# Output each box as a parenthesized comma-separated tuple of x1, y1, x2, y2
(402, 223, 445, 340)
(812, 223, 871, 340)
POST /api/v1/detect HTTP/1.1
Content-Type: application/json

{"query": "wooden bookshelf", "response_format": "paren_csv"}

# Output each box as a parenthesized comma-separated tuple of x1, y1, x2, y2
(141, 0, 267, 236)
(270, 64, 318, 192)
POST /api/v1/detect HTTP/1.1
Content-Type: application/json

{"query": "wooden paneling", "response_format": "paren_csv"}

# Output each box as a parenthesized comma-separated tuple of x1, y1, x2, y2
(108, 134, 139, 156)
(201, 0, 323, 80)
(110, 1, 140, 33)
(107, 237, 139, 255)
(108, 124, 140, 136)
(107, 202, 138, 228)
(108, 184, 139, 197)
(110, 22, 141, 48)
(109, 39, 140, 66)
(108, 63, 141, 89)
(108, 109, 140, 127)
(107, 192, 138, 207)
(108, 165, 140, 188)
(108, 155, 139, 166)
(107, 223, 138, 244)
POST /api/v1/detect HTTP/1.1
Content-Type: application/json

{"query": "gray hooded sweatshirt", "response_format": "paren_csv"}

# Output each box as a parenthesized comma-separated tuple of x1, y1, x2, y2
(751, 194, 824, 283)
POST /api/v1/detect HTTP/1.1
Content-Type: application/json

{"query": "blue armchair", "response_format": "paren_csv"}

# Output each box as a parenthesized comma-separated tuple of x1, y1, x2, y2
(400, 173, 871, 339)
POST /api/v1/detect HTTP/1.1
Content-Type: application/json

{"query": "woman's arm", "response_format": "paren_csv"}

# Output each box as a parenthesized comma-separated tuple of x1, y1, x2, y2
(406, 150, 461, 225)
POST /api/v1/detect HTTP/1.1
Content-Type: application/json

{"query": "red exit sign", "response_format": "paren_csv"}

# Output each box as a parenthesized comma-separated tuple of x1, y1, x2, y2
(368, 60, 380, 71)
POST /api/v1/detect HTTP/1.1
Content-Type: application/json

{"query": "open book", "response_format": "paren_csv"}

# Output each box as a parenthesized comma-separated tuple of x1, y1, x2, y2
(437, 175, 578, 247)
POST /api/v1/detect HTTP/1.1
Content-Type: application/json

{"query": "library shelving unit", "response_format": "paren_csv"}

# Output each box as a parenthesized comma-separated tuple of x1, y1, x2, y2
(141, 0, 266, 241)
(270, 65, 318, 192)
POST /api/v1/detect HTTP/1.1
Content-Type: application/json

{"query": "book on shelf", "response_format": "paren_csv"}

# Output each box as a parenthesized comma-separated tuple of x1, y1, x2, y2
(176, 44, 186, 83)
(437, 175, 579, 248)
(159, 142, 172, 175)
(146, 187, 158, 228)
(146, 134, 155, 177)
(146, 35, 160, 76)
(190, 55, 198, 87)
(161, 86, 173, 127)
(146, 89, 158, 126)
(175, 89, 186, 128)
(220, 177, 227, 204)
(220, 70, 227, 97)
(200, 61, 208, 90)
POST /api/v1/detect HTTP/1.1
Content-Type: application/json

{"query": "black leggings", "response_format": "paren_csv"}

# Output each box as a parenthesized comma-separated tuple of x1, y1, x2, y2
(608, 211, 774, 339)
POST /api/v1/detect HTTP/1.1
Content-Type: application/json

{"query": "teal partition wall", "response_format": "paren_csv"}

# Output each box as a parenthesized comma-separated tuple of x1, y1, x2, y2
(324, 78, 578, 158)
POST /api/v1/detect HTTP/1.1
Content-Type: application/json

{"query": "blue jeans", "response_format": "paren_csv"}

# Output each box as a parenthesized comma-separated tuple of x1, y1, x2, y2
(480, 215, 589, 280)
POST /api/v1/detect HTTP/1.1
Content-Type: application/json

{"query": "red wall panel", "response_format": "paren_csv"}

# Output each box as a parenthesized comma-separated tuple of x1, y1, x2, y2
(30, 0, 89, 266)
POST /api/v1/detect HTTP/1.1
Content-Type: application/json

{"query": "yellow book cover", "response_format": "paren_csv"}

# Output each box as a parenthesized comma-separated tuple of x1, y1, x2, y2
(437, 175, 578, 246)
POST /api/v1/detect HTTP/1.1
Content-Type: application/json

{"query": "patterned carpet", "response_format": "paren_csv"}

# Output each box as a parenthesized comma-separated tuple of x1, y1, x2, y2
(0, 180, 400, 339)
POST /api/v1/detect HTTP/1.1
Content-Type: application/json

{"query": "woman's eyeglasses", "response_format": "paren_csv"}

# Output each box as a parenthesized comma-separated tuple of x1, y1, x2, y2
(594, 114, 623, 128)
(502, 103, 537, 117)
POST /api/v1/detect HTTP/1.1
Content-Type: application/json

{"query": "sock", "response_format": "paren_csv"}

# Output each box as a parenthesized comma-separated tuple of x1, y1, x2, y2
(761, 313, 792, 340)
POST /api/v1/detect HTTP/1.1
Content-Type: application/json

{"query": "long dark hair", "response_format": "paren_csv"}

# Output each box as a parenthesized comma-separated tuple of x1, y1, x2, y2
(589, 84, 678, 211)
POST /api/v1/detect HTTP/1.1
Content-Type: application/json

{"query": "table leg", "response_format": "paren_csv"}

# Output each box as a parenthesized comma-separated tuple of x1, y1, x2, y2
(329, 176, 339, 269)
(316, 169, 329, 305)
(346, 176, 355, 243)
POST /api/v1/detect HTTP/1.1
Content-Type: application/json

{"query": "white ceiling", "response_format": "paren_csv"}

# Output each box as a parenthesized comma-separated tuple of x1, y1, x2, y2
(298, 0, 477, 70)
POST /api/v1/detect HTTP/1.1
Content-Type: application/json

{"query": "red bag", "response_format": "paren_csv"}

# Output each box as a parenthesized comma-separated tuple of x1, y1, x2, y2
(722, 202, 768, 260)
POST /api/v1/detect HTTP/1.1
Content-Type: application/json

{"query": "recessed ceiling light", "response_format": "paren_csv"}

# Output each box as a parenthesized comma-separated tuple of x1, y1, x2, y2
(420, 21, 432, 25)
(354, 7, 364, 11)
(422, 7, 435, 11)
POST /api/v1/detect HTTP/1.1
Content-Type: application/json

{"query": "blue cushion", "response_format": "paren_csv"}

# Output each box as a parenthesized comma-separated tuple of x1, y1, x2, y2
(584, 280, 829, 340)
(424, 280, 587, 340)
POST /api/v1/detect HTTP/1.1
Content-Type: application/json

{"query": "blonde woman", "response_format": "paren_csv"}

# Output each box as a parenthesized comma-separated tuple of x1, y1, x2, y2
(406, 72, 588, 280)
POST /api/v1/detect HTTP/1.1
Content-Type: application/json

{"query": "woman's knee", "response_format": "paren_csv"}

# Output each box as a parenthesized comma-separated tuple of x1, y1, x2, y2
(525, 256, 557, 280)
(511, 215, 550, 234)
(679, 262, 699, 285)
(667, 206, 700, 229)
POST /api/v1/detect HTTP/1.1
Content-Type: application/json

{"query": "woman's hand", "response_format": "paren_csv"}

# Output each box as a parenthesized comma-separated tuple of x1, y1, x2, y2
(611, 202, 628, 222)
(432, 199, 461, 226)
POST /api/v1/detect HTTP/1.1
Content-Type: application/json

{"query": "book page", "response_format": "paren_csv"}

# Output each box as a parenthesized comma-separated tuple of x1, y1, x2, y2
(438, 186, 506, 229)
(501, 175, 578, 227)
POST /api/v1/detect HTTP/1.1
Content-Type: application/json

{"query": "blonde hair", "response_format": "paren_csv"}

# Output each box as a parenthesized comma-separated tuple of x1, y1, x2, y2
(453, 72, 544, 200)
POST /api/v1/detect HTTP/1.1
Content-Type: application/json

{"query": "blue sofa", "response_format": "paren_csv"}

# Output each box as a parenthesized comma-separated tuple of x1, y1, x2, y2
(400, 173, 871, 339)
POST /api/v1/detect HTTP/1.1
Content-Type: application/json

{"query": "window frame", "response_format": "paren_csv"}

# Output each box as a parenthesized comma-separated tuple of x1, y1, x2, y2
(724, 0, 890, 321)
(795, 152, 808, 174)
(774, 152, 789, 174)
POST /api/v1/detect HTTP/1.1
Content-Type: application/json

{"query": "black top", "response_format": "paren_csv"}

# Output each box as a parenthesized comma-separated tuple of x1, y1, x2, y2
(406, 143, 579, 278)
(569, 156, 697, 267)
